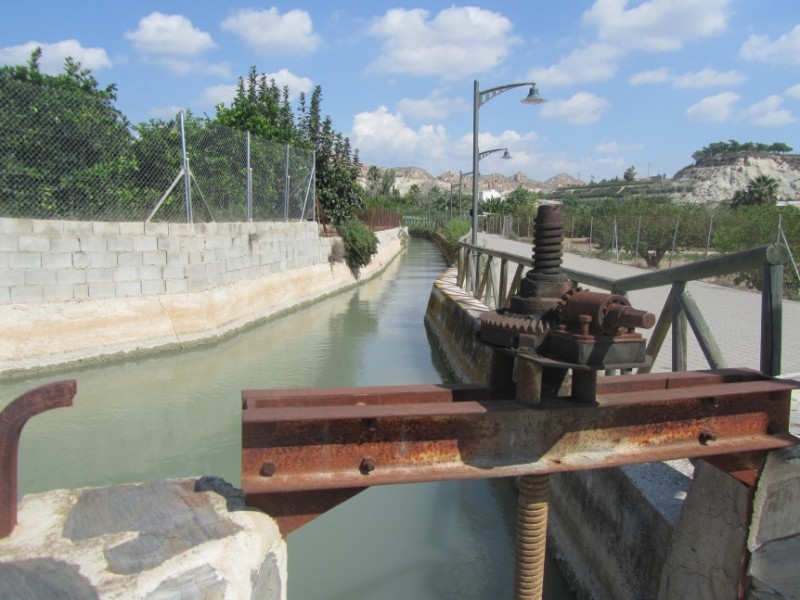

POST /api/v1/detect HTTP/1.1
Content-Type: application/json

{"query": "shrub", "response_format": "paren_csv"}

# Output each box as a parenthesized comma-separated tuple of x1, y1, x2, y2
(338, 218, 378, 270)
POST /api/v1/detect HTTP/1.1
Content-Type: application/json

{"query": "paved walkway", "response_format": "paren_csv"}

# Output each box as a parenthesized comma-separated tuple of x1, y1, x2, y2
(478, 233, 800, 431)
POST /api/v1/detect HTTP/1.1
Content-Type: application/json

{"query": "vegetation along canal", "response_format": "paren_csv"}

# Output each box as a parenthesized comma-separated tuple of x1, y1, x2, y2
(2, 238, 572, 599)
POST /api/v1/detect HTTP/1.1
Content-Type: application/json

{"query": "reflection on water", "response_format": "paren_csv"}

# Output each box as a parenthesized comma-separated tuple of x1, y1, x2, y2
(2, 238, 571, 599)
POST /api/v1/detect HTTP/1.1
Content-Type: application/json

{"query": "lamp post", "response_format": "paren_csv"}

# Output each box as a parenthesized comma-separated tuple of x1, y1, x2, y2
(466, 147, 511, 223)
(471, 80, 545, 246)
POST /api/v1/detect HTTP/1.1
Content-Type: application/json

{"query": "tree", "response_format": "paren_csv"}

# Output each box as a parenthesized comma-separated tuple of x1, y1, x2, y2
(713, 205, 799, 293)
(295, 86, 362, 225)
(623, 165, 636, 182)
(505, 186, 537, 211)
(563, 197, 709, 267)
(214, 70, 363, 225)
(0, 49, 135, 218)
(692, 140, 793, 163)
(215, 66, 298, 145)
(731, 174, 780, 208)
(365, 166, 397, 199)
(406, 184, 422, 206)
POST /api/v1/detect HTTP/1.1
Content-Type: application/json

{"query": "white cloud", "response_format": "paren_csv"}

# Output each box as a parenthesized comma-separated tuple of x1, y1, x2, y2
(148, 105, 184, 120)
(125, 12, 215, 57)
(787, 84, 800, 100)
(583, 0, 730, 52)
(0, 40, 111, 73)
(535, 0, 730, 89)
(351, 106, 450, 166)
(158, 59, 230, 77)
(744, 95, 796, 126)
(629, 66, 746, 88)
(673, 68, 747, 88)
(529, 43, 623, 87)
(685, 92, 739, 122)
(628, 68, 671, 85)
(367, 7, 519, 79)
(221, 8, 320, 55)
(197, 84, 238, 108)
(595, 141, 644, 153)
(396, 90, 467, 120)
(540, 92, 611, 125)
(268, 69, 314, 100)
(741, 25, 800, 68)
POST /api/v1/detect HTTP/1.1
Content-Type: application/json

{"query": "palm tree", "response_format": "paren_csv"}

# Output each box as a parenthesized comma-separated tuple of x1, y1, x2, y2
(731, 174, 780, 207)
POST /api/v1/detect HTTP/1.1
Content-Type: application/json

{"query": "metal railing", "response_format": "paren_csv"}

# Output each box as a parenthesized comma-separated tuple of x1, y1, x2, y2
(456, 242, 788, 376)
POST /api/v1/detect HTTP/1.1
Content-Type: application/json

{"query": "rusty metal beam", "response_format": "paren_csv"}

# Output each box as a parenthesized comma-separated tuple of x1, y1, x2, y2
(1, 380, 77, 538)
(242, 370, 798, 535)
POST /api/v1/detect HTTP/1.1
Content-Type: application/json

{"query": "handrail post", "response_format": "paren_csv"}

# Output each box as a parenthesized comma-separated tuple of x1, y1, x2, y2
(671, 283, 688, 371)
(761, 262, 783, 376)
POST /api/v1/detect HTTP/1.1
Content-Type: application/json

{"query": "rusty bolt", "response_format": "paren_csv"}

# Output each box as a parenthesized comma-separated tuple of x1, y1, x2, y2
(698, 430, 717, 445)
(259, 461, 278, 477)
(359, 457, 376, 475)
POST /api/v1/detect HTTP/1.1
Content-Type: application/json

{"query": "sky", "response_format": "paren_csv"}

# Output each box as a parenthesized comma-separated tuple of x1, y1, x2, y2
(1, 0, 799, 183)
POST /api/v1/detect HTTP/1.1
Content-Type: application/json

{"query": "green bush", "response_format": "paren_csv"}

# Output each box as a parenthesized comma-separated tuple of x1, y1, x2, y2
(440, 218, 471, 248)
(338, 218, 379, 270)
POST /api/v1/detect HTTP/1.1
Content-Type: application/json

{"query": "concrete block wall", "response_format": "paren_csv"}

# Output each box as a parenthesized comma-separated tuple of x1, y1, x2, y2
(0, 217, 329, 305)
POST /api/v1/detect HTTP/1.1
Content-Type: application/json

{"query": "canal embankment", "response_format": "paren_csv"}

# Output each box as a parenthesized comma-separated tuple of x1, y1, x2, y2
(0, 217, 406, 376)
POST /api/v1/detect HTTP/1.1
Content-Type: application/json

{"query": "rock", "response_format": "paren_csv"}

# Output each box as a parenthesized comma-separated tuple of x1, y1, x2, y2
(0, 477, 286, 600)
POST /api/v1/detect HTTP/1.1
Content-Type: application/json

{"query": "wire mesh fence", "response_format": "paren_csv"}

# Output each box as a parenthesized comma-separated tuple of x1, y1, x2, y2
(0, 78, 315, 222)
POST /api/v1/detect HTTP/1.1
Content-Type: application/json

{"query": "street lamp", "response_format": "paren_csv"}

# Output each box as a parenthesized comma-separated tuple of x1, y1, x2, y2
(467, 147, 511, 219)
(471, 80, 545, 246)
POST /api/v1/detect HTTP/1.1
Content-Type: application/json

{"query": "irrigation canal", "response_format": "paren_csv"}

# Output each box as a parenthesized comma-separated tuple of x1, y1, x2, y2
(2, 238, 572, 599)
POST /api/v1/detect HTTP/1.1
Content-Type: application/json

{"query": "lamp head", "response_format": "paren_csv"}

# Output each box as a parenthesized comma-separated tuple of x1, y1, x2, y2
(502, 149, 512, 159)
(521, 84, 546, 105)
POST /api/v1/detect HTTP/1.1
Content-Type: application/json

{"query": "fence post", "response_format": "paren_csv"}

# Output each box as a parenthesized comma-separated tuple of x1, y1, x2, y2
(634, 216, 641, 264)
(246, 131, 253, 222)
(589, 216, 594, 254)
(284, 145, 290, 222)
(668, 215, 680, 267)
(705, 215, 713, 258)
(179, 111, 192, 223)
(570, 216, 574, 251)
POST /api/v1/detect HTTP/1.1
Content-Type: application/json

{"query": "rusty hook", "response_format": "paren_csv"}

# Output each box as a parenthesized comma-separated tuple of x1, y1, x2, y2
(0, 380, 76, 538)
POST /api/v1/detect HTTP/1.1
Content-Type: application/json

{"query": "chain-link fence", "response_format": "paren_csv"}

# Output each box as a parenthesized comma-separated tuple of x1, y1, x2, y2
(0, 78, 315, 222)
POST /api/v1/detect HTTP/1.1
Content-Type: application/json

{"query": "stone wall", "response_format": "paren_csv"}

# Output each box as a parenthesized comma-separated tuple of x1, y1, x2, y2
(0, 217, 405, 375)
(0, 218, 329, 304)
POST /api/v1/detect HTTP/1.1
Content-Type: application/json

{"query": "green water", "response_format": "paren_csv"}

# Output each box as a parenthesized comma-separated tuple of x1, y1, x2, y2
(2, 238, 571, 599)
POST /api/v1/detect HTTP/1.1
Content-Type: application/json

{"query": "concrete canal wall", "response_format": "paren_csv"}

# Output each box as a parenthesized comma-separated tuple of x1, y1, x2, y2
(424, 265, 800, 600)
(0, 217, 406, 375)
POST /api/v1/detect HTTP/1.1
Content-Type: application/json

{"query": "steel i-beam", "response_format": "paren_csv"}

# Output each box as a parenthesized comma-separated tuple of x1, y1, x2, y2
(242, 369, 798, 536)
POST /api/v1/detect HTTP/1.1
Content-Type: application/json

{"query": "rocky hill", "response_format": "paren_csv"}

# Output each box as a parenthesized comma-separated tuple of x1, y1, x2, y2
(671, 153, 800, 204)
(362, 153, 800, 205)
(361, 165, 581, 197)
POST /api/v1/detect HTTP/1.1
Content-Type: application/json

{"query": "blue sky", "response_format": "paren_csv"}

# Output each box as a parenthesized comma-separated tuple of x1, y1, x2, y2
(1, 1, 799, 182)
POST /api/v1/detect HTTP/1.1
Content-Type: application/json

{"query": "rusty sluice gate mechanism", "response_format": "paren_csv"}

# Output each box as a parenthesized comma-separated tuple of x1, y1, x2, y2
(240, 205, 799, 598)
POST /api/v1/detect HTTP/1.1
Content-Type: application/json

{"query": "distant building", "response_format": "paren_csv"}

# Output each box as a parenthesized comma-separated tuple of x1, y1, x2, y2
(479, 189, 502, 201)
